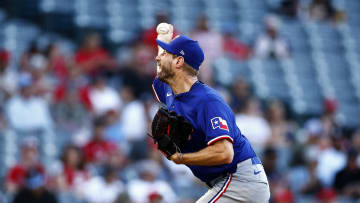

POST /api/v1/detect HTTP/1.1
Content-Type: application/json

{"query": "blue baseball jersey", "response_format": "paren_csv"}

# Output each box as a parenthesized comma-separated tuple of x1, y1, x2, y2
(152, 78, 257, 183)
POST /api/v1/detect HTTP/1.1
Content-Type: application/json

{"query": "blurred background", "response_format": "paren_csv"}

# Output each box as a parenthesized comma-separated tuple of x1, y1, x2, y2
(0, 0, 359, 202)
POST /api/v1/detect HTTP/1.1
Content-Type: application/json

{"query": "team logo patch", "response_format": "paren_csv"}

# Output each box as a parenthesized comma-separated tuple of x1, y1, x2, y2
(211, 117, 229, 131)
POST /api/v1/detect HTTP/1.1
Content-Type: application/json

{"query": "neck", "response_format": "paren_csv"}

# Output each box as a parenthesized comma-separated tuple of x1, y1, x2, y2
(167, 74, 198, 95)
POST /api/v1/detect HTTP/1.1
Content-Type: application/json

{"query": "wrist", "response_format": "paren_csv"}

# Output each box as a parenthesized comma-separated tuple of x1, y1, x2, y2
(171, 152, 183, 164)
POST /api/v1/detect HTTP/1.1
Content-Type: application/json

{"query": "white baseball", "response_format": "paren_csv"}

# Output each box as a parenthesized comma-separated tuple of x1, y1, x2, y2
(156, 23, 170, 34)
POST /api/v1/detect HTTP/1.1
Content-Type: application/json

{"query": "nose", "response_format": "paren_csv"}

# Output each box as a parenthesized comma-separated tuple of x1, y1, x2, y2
(155, 55, 160, 62)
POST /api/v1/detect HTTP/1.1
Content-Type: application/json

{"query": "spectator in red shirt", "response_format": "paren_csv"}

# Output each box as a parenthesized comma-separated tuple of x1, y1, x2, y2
(6, 136, 45, 193)
(75, 32, 117, 76)
(83, 118, 117, 164)
(44, 43, 72, 83)
(223, 31, 251, 60)
(0, 49, 10, 68)
(55, 145, 88, 192)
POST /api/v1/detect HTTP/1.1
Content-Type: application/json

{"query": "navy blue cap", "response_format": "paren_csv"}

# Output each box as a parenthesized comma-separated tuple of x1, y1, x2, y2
(156, 35, 204, 70)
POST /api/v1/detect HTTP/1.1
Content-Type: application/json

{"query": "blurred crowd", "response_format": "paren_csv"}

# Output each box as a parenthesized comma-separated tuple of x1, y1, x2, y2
(0, 0, 359, 203)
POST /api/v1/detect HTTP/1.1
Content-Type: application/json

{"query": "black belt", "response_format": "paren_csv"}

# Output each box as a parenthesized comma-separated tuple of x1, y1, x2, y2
(205, 157, 262, 188)
(206, 173, 229, 188)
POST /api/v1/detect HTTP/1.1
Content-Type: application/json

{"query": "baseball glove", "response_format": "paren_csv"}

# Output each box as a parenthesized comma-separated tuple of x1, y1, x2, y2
(149, 107, 193, 159)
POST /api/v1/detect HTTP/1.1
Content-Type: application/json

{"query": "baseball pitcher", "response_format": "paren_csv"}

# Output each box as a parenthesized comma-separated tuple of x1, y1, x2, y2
(150, 23, 270, 202)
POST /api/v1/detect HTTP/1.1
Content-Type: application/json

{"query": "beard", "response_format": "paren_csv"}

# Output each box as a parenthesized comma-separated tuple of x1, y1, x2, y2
(157, 62, 175, 84)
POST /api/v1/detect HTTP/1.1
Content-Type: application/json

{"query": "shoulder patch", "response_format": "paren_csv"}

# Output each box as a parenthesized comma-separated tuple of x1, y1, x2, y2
(211, 117, 229, 131)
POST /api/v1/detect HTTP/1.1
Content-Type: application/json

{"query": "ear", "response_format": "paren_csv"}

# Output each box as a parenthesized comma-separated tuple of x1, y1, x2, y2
(175, 57, 185, 69)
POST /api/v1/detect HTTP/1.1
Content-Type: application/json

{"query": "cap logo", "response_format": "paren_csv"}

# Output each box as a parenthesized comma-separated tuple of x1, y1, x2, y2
(180, 50, 185, 55)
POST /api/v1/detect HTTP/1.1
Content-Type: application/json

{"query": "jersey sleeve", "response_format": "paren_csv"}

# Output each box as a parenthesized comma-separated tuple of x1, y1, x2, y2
(198, 100, 234, 145)
(152, 77, 167, 104)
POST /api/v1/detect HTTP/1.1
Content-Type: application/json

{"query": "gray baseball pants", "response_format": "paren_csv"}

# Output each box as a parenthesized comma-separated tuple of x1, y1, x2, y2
(197, 158, 270, 203)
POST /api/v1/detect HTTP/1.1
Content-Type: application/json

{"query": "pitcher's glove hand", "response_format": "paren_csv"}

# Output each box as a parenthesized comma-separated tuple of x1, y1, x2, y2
(149, 107, 193, 159)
